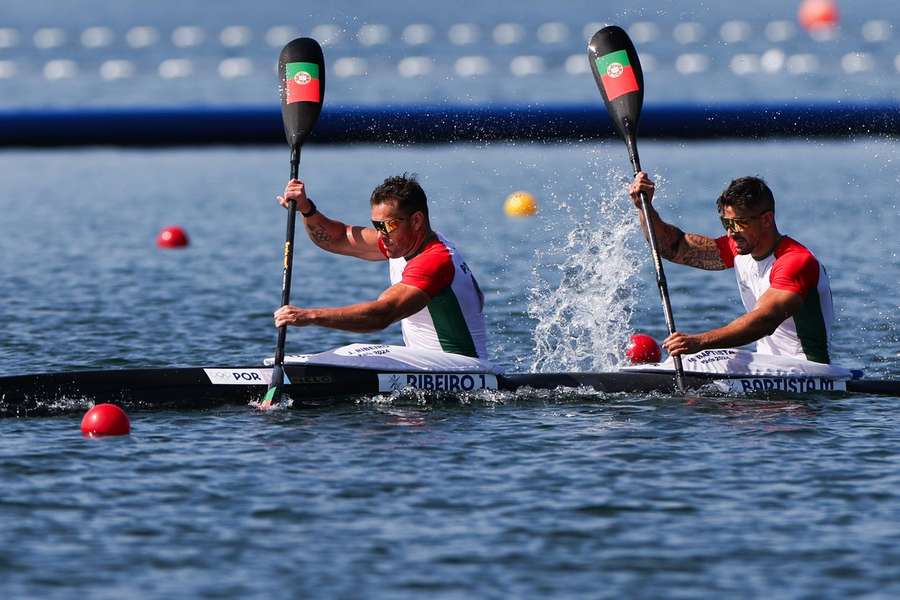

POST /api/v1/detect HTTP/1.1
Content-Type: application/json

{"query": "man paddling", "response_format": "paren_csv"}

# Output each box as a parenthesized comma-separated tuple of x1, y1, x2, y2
(272, 174, 489, 360)
(629, 173, 834, 363)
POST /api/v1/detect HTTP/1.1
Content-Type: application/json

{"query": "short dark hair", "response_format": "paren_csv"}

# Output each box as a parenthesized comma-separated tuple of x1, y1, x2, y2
(370, 173, 428, 217)
(716, 176, 775, 214)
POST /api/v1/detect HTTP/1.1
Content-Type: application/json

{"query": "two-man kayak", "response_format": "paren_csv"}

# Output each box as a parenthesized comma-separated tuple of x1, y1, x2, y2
(1, 345, 896, 417)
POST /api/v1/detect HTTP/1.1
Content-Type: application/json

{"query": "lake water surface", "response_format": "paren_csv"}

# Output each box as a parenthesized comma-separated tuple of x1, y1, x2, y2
(1, 140, 899, 597)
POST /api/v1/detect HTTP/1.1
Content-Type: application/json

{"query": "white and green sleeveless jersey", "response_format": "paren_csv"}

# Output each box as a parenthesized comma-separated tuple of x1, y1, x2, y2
(380, 233, 488, 359)
(717, 235, 834, 363)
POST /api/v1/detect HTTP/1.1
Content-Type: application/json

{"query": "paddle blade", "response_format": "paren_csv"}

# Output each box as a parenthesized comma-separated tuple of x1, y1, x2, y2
(278, 37, 325, 149)
(587, 26, 644, 143)
(261, 386, 279, 407)
(261, 365, 285, 408)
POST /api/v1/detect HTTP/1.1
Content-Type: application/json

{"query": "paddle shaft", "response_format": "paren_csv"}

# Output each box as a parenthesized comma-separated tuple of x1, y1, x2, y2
(622, 119, 686, 393)
(271, 145, 301, 381)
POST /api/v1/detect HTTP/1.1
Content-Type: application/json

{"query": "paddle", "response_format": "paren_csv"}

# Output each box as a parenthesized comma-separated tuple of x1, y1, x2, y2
(587, 25, 686, 393)
(262, 37, 326, 407)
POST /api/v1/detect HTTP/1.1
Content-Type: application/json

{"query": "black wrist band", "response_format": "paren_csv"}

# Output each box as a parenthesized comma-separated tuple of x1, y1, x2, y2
(300, 199, 317, 218)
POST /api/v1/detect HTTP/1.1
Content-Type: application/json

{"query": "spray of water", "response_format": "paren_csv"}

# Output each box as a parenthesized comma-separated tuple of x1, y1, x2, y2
(528, 167, 644, 373)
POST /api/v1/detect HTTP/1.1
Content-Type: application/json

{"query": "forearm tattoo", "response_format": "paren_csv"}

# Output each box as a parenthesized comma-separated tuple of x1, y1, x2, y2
(679, 233, 726, 270)
(659, 226, 685, 260)
(306, 223, 334, 247)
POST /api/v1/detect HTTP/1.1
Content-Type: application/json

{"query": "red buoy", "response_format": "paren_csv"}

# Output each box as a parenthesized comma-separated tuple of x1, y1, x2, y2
(81, 404, 131, 437)
(798, 0, 840, 31)
(626, 333, 662, 364)
(156, 226, 189, 248)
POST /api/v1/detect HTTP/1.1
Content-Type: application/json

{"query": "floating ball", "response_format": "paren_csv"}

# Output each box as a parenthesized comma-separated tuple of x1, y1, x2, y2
(81, 404, 131, 437)
(798, 0, 839, 31)
(626, 333, 662, 364)
(156, 226, 189, 248)
(504, 191, 538, 217)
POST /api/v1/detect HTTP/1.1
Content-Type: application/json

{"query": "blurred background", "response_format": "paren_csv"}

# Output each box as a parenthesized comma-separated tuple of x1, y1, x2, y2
(1, 0, 896, 109)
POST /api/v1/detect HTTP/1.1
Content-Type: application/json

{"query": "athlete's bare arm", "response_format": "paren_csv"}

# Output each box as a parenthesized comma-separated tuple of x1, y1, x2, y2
(629, 173, 727, 271)
(279, 179, 385, 261)
(273, 283, 430, 332)
(663, 287, 804, 356)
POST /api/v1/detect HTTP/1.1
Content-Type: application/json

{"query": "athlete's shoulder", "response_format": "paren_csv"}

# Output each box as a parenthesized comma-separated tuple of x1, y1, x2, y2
(770, 237, 822, 293)
(401, 236, 455, 297)
(411, 236, 453, 266)
(774, 236, 817, 259)
(774, 237, 821, 270)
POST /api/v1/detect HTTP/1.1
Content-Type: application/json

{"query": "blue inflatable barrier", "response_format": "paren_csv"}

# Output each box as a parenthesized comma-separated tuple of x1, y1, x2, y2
(0, 102, 896, 146)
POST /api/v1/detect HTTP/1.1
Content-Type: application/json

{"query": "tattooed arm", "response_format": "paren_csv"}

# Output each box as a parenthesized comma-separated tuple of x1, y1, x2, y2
(629, 173, 727, 271)
(279, 179, 384, 261)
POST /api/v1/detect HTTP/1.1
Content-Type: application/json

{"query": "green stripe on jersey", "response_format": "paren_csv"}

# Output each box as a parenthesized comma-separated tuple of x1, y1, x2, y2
(794, 287, 830, 364)
(427, 288, 478, 358)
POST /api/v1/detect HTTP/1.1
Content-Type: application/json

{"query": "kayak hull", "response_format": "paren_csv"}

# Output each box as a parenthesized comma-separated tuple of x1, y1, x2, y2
(1, 365, 895, 417)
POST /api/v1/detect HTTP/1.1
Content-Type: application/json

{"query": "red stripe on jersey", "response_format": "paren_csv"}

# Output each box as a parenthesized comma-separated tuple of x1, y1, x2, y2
(715, 235, 737, 268)
(400, 238, 455, 298)
(770, 237, 820, 296)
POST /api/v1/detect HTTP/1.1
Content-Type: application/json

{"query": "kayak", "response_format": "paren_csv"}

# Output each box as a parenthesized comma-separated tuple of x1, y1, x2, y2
(1, 345, 896, 417)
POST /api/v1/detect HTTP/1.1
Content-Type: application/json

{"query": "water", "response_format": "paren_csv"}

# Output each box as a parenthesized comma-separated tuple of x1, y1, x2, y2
(2, 2, 900, 597)
(1, 140, 899, 598)
(528, 177, 644, 372)
(8, 399, 900, 599)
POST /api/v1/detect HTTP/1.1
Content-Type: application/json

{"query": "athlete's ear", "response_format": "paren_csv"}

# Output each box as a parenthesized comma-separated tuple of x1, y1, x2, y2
(411, 210, 425, 230)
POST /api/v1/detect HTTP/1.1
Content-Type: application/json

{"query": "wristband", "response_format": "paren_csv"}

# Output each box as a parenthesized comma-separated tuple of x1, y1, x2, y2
(300, 199, 317, 218)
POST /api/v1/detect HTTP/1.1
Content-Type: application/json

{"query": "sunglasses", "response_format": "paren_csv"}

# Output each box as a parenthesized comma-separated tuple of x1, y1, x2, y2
(371, 217, 406, 235)
(720, 211, 769, 233)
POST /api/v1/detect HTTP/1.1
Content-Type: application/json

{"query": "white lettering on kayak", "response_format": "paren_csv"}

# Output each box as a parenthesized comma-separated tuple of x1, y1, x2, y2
(714, 377, 846, 394)
(204, 368, 290, 385)
(377, 373, 498, 392)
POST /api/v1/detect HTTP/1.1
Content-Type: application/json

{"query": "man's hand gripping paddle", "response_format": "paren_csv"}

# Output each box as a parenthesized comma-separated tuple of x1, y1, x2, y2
(587, 26, 686, 393)
(262, 38, 325, 408)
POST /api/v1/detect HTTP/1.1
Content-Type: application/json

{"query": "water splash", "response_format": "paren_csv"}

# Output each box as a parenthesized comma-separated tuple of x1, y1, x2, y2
(528, 168, 644, 373)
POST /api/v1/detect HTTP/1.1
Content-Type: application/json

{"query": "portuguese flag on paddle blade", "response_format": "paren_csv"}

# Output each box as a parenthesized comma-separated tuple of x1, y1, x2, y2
(285, 62, 320, 104)
(595, 49, 639, 101)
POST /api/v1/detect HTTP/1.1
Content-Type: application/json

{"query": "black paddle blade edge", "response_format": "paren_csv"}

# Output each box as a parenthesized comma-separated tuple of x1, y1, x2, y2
(587, 26, 644, 142)
(278, 37, 325, 148)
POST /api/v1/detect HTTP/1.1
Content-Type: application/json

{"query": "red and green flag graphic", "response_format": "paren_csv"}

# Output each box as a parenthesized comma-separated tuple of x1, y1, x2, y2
(595, 49, 639, 101)
(285, 62, 320, 104)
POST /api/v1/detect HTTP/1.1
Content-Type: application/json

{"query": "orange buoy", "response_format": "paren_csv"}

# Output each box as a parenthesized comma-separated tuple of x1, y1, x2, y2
(81, 403, 131, 437)
(626, 333, 662, 364)
(156, 226, 189, 248)
(798, 0, 840, 31)
(504, 191, 538, 217)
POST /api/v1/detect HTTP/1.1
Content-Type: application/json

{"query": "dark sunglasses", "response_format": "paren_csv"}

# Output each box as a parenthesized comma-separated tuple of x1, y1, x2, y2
(720, 211, 770, 233)
(371, 217, 405, 235)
